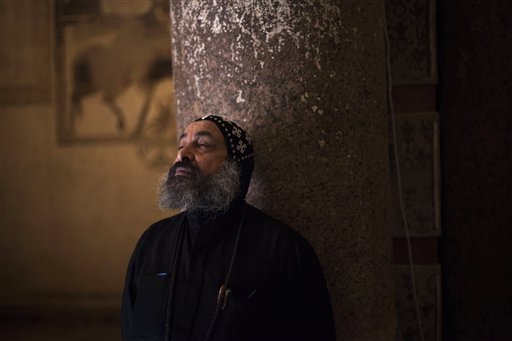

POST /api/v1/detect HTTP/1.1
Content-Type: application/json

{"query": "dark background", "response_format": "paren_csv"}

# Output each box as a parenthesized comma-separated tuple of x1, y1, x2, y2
(439, 1, 512, 339)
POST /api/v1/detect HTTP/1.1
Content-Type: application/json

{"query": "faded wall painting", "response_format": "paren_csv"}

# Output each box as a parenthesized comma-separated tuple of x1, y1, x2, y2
(55, 0, 176, 154)
(386, 0, 437, 84)
(391, 112, 441, 237)
(394, 265, 441, 341)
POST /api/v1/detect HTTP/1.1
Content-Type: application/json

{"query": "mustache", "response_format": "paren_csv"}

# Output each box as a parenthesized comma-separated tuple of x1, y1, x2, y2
(169, 159, 199, 176)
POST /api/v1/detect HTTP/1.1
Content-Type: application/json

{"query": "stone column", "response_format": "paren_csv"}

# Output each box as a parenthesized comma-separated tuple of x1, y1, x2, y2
(170, 1, 394, 339)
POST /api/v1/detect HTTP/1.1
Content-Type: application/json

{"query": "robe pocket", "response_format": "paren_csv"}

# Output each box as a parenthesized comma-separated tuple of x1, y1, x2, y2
(222, 288, 269, 327)
(131, 274, 170, 340)
(221, 288, 285, 340)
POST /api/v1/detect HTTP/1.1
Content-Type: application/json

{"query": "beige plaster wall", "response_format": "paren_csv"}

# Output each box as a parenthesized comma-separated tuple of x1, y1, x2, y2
(0, 1, 174, 308)
(0, 102, 170, 307)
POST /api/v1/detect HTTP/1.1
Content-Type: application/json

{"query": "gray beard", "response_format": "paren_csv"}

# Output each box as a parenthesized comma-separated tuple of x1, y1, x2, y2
(158, 159, 241, 214)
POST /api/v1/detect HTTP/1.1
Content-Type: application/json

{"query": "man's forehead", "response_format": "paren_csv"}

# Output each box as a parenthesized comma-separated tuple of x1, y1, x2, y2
(180, 120, 224, 140)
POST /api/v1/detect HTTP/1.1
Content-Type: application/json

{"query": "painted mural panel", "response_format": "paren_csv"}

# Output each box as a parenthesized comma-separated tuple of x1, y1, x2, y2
(394, 265, 441, 341)
(386, 0, 437, 84)
(55, 0, 175, 152)
(391, 112, 441, 237)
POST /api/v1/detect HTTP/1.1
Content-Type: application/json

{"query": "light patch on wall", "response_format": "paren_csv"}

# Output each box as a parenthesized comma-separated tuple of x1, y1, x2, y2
(236, 90, 246, 103)
(174, 1, 343, 103)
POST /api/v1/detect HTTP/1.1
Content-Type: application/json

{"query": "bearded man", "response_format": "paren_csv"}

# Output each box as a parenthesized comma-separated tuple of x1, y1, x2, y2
(122, 115, 335, 341)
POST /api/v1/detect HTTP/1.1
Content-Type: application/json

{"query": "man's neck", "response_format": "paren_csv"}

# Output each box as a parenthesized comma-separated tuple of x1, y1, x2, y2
(186, 198, 244, 223)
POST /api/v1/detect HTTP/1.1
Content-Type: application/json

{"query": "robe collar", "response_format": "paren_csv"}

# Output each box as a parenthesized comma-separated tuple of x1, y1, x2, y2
(185, 199, 246, 245)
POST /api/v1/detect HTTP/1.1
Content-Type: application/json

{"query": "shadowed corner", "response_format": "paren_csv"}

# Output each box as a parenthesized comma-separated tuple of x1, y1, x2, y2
(0, 304, 120, 340)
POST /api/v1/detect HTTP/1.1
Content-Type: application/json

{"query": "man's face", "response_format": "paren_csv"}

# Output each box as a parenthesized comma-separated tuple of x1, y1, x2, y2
(172, 120, 228, 181)
(159, 121, 239, 212)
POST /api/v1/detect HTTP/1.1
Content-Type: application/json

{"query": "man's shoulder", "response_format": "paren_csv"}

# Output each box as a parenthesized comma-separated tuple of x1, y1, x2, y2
(244, 204, 306, 242)
(244, 204, 285, 226)
(242, 204, 319, 263)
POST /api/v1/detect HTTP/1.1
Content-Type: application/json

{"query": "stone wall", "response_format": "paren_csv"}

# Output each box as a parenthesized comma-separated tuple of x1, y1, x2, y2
(170, 1, 395, 339)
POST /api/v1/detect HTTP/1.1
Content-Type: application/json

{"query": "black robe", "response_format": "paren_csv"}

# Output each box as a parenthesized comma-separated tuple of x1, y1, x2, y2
(122, 200, 335, 341)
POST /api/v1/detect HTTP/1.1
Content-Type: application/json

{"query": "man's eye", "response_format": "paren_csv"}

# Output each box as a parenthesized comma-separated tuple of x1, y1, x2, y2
(178, 145, 184, 150)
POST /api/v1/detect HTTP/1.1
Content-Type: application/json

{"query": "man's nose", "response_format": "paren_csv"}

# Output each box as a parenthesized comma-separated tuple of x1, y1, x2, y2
(176, 144, 194, 162)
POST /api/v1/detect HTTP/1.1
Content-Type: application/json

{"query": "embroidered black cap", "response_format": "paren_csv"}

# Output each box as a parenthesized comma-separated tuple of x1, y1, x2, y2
(195, 115, 254, 197)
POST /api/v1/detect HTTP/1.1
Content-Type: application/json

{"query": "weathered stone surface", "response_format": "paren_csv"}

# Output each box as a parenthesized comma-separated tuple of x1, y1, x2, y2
(170, 1, 394, 339)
